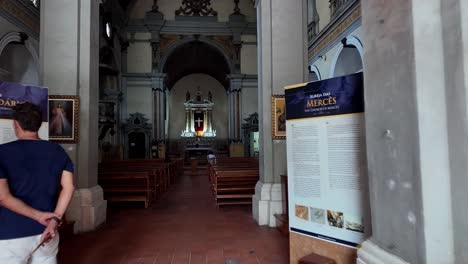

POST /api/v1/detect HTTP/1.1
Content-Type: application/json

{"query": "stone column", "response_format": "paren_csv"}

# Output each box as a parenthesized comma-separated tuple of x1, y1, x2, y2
(185, 110, 190, 133)
(228, 74, 243, 142)
(253, 0, 308, 227)
(151, 73, 166, 144)
(357, 0, 468, 263)
(40, 0, 106, 233)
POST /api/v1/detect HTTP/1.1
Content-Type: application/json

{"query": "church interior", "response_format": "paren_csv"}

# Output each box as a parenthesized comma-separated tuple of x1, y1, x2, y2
(0, 0, 467, 263)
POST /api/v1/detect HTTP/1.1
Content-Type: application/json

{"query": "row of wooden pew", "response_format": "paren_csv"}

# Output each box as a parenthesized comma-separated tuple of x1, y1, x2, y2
(208, 157, 259, 207)
(98, 158, 184, 208)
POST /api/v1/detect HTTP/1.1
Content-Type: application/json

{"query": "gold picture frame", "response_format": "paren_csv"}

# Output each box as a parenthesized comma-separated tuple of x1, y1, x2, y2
(48, 95, 79, 144)
(272, 95, 286, 140)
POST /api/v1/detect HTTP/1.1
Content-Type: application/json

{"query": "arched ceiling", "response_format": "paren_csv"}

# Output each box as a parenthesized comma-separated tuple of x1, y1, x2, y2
(163, 41, 231, 89)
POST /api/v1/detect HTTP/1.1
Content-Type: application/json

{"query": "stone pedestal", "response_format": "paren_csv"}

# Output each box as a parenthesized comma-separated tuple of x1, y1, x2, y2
(252, 182, 283, 227)
(66, 186, 107, 233)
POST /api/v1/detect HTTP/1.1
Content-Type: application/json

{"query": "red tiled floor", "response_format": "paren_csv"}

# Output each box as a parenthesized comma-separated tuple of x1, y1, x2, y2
(58, 166, 289, 264)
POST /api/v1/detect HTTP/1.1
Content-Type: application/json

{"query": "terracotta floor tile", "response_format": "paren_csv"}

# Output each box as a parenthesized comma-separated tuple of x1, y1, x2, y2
(59, 167, 288, 264)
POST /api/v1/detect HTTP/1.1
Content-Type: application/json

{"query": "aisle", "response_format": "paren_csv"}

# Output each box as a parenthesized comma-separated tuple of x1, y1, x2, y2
(58, 166, 289, 264)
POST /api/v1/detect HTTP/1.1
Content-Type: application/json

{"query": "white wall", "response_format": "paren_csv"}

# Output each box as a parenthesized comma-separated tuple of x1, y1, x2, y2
(241, 87, 258, 119)
(241, 35, 258, 74)
(126, 86, 153, 119)
(129, 0, 256, 22)
(127, 41, 152, 73)
(168, 74, 228, 139)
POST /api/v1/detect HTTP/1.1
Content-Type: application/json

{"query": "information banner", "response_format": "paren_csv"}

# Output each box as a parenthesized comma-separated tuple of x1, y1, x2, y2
(285, 72, 370, 248)
(0, 81, 49, 144)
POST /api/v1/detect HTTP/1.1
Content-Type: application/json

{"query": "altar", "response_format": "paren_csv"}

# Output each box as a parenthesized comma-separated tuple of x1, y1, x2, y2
(180, 88, 216, 138)
(180, 88, 216, 162)
(185, 147, 212, 160)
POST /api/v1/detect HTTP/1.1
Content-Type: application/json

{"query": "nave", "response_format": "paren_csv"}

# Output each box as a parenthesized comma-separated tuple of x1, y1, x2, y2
(58, 166, 288, 264)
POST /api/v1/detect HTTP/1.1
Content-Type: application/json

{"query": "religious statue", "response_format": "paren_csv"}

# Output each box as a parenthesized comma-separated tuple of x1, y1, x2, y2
(186, 91, 190, 101)
(208, 91, 212, 102)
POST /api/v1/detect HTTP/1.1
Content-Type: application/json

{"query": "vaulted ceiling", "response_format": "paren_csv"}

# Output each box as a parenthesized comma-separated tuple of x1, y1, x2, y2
(163, 41, 231, 89)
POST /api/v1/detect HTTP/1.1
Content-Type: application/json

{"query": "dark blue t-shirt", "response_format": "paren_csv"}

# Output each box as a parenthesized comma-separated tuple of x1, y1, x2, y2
(0, 140, 73, 240)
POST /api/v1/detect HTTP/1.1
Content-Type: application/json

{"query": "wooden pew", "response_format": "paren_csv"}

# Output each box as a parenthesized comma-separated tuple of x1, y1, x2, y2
(98, 172, 152, 208)
(100, 158, 184, 185)
(213, 169, 259, 206)
(207, 157, 259, 207)
(99, 165, 165, 196)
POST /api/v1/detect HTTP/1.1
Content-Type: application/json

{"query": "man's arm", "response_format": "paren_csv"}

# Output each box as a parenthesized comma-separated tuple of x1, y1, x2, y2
(53, 170, 75, 218)
(40, 170, 75, 243)
(0, 179, 59, 225)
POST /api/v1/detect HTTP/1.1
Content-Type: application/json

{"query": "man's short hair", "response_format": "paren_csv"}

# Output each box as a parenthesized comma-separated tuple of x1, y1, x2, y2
(12, 102, 43, 132)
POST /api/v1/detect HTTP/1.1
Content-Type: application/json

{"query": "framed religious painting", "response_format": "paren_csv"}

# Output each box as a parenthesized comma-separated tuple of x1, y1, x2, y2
(48, 95, 79, 144)
(272, 95, 286, 140)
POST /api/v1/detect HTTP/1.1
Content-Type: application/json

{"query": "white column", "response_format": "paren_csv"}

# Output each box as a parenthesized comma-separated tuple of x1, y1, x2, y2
(357, 0, 468, 263)
(40, 0, 106, 233)
(185, 110, 190, 132)
(253, 0, 308, 227)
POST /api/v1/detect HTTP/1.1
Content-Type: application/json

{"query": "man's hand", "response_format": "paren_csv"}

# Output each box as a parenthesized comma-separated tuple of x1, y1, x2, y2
(34, 211, 61, 226)
(40, 220, 58, 244)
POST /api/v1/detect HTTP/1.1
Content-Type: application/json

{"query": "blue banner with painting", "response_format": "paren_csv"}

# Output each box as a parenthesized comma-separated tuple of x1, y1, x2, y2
(0, 81, 48, 143)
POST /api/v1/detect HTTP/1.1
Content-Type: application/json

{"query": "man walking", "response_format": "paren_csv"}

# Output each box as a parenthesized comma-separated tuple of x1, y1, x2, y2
(0, 102, 75, 264)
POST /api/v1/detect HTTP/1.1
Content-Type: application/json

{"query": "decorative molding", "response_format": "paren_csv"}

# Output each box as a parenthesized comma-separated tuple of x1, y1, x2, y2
(308, 3, 361, 61)
(0, 0, 40, 38)
(357, 240, 410, 264)
(126, 19, 257, 36)
(175, 0, 217, 17)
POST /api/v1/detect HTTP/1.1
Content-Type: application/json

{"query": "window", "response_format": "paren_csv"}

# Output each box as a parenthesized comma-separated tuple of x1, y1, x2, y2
(105, 22, 112, 39)
(30, 0, 39, 7)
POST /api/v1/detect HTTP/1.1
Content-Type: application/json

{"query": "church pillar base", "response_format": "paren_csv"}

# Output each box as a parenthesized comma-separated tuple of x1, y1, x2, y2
(66, 185, 107, 233)
(357, 240, 410, 264)
(252, 181, 283, 227)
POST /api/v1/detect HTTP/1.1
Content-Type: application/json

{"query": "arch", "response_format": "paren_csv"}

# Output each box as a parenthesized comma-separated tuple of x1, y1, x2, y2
(308, 64, 322, 81)
(160, 36, 234, 74)
(0, 32, 39, 71)
(0, 32, 40, 85)
(329, 35, 364, 78)
(162, 38, 233, 89)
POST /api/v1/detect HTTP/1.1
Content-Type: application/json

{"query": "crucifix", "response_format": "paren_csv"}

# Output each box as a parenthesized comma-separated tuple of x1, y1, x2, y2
(195, 118, 203, 126)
